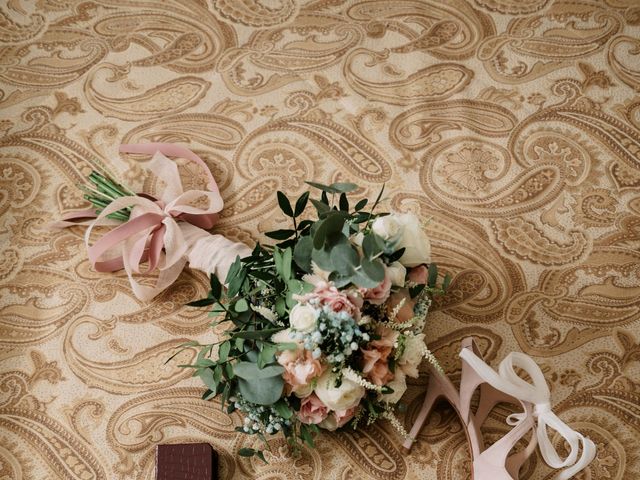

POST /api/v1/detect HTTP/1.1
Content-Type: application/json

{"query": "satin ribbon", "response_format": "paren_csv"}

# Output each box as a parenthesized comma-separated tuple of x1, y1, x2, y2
(54, 143, 248, 302)
(459, 348, 596, 480)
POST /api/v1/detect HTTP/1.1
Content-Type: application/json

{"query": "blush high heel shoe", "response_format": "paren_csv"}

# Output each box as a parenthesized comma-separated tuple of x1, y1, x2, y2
(460, 344, 596, 480)
(403, 338, 537, 480)
(404, 338, 596, 480)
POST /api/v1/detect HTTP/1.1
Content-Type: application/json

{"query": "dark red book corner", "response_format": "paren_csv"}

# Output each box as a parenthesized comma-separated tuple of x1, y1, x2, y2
(156, 443, 218, 480)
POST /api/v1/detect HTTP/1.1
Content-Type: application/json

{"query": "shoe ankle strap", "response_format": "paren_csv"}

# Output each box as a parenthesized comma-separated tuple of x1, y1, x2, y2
(459, 347, 597, 479)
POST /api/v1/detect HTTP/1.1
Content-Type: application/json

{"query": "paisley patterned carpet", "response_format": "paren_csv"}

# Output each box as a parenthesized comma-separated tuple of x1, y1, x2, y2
(1, 1, 640, 479)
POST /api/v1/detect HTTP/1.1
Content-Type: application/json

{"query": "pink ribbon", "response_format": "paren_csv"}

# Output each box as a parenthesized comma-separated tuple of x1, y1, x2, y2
(54, 143, 252, 302)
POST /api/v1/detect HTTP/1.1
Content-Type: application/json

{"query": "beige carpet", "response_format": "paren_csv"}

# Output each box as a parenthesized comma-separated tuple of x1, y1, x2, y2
(1, 1, 640, 478)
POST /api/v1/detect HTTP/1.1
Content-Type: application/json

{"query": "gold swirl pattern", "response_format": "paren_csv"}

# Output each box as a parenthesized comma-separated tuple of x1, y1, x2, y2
(391, 100, 518, 151)
(1, 1, 640, 479)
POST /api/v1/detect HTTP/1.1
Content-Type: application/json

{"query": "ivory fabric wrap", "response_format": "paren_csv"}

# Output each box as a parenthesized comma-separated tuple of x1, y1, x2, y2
(1, 1, 640, 479)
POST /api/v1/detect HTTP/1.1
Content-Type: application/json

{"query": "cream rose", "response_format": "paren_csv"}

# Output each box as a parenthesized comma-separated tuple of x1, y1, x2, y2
(386, 261, 406, 287)
(371, 215, 403, 242)
(395, 213, 431, 267)
(379, 369, 407, 403)
(290, 304, 318, 332)
(398, 333, 425, 378)
(314, 370, 365, 411)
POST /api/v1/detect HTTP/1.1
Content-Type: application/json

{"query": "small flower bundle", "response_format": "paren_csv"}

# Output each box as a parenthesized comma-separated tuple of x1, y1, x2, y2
(183, 181, 450, 461)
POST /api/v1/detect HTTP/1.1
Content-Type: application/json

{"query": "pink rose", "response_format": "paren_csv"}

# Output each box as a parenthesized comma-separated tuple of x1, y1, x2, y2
(362, 268, 392, 305)
(386, 289, 416, 323)
(319, 406, 358, 431)
(371, 325, 399, 351)
(408, 265, 428, 284)
(312, 282, 360, 318)
(361, 347, 393, 386)
(361, 326, 398, 386)
(298, 393, 329, 424)
(277, 349, 325, 396)
(334, 406, 357, 428)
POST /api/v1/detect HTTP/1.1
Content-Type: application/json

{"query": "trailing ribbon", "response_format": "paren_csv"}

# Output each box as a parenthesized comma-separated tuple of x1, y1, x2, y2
(459, 348, 596, 480)
(54, 143, 251, 301)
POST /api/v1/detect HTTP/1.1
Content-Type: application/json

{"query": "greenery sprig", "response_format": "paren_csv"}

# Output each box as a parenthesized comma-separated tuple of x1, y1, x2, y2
(179, 181, 450, 462)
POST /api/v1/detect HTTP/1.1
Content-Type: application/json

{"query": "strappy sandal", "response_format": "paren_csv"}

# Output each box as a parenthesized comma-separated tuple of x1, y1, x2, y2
(460, 343, 596, 480)
(404, 338, 596, 479)
(403, 338, 537, 479)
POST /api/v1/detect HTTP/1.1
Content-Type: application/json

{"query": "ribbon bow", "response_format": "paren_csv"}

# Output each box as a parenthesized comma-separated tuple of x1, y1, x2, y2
(56, 143, 233, 301)
(459, 348, 596, 480)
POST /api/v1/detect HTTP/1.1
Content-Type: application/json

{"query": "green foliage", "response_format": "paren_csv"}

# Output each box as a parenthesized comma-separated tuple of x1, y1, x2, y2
(175, 179, 447, 458)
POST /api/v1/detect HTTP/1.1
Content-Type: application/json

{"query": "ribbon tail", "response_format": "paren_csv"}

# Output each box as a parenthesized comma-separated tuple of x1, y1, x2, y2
(123, 242, 187, 302)
(555, 436, 597, 480)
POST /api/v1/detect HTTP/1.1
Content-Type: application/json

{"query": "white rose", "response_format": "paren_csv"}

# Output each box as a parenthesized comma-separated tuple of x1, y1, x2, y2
(398, 333, 425, 378)
(372, 215, 403, 242)
(395, 213, 431, 267)
(386, 261, 406, 287)
(378, 369, 407, 404)
(289, 304, 318, 332)
(314, 370, 365, 411)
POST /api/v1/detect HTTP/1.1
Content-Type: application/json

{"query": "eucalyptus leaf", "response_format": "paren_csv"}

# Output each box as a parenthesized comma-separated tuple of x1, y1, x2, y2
(332, 243, 358, 276)
(233, 361, 285, 380)
(238, 375, 284, 405)
(293, 236, 313, 272)
(198, 368, 217, 391)
(362, 233, 383, 259)
(361, 258, 385, 283)
(311, 246, 333, 272)
(351, 268, 382, 288)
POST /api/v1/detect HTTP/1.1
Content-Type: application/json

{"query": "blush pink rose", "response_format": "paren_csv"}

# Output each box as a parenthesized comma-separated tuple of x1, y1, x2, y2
(408, 265, 428, 284)
(361, 347, 393, 385)
(312, 282, 360, 318)
(386, 289, 416, 323)
(319, 405, 359, 431)
(362, 268, 392, 305)
(333, 405, 358, 428)
(278, 349, 325, 396)
(361, 326, 399, 385)
(298, 393, 329, 424)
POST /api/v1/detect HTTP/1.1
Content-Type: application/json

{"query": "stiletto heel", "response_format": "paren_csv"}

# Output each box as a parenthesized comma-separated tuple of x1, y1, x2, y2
(404, 337, 583, 480)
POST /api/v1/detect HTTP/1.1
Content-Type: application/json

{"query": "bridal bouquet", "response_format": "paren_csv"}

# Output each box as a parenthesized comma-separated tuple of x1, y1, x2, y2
(55, 143, 448, 460)
(183, 181, 449, 460)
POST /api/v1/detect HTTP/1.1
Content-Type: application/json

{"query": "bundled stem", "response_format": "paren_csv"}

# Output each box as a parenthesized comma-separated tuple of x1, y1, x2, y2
(80, 170, 135, 222)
